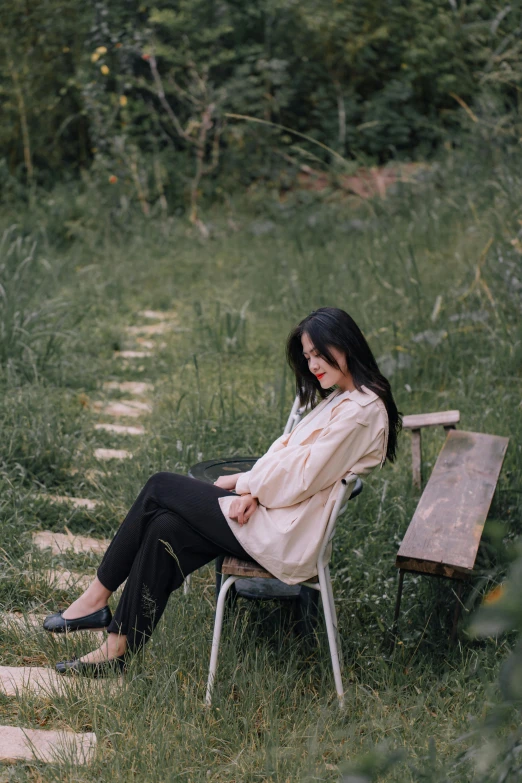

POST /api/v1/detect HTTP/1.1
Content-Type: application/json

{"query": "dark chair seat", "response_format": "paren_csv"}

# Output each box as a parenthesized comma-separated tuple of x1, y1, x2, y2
(188, 457, 260, 484)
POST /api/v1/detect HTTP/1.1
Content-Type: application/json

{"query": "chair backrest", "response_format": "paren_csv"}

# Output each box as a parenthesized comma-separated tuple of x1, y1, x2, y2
(317, 473, 360, 570)
(283, 395, 309, 435)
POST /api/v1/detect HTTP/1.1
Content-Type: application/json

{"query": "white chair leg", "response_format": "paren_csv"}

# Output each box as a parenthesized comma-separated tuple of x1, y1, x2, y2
(183, 573, 192, 595)
(324, 568, 343, 667)
(318, 568, 345, 709)
(205, 575, 239, 707)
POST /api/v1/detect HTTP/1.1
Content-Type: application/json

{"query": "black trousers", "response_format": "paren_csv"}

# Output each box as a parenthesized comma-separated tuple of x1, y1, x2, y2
(97, 472, 249, 652)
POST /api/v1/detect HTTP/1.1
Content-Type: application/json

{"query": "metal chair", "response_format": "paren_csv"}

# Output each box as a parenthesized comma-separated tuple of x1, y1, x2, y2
(205, 473, 363, 709)
(185, 397, 309, 597)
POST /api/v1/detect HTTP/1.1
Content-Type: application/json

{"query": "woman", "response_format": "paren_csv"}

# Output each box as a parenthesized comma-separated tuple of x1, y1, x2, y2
(43, 307, 401, 676)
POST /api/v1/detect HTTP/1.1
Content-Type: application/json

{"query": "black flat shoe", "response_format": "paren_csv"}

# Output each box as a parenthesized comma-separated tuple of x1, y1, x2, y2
(43, 606, 112, 634)
(55, 655, 127, 678)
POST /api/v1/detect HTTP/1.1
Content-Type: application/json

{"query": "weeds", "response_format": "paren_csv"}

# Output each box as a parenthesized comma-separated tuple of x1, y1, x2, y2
(0, 227, 73, 382)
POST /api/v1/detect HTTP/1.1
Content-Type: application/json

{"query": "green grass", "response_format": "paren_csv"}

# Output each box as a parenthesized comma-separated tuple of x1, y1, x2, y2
(0, 149, 521, 781)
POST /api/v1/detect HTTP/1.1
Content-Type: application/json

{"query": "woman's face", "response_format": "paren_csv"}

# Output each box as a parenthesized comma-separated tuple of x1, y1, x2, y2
(301, 332, 353, 392)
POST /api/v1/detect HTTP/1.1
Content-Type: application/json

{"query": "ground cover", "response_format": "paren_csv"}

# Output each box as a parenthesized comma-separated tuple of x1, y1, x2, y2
(0, 150, 520, 781)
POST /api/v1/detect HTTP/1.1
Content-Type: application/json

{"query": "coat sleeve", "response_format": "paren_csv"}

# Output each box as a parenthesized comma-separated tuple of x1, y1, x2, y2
(235, 432, 288, 495)
(235, 404, 382, 507)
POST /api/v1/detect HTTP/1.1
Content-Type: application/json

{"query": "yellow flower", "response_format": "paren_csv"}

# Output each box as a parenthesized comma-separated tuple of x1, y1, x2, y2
(510, 238, 522, 254)
(119, 95, 128, 107)
(101, 65, 110, 75)
(96, 46, 107, 54)
(484, 583, 505, 605)
(62, 46, 70, 53)
(91, 52, 100, 63)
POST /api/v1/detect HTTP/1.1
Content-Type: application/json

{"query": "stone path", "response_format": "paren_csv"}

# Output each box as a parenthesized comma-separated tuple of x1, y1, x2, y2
(139, 309, 177, 320)
(0, 724, 96, 765)
(125, 322, 174, 336)
(5, 307, 168, 768)
(94, 423, 145, 435)
(103, 380, 153, 395)
(0, 666, 118, 700)
(94, 447, 133, 461)
(33, 531, 110, 556)
(37, 495, 98, 510)
(42, 569, 93, 591)
(2, 612, 43, 629)
(136, 338, 156, 349)
(114, 349, 152, 359)
(93, 400, 152, 418)
(67, 468, 106, 482)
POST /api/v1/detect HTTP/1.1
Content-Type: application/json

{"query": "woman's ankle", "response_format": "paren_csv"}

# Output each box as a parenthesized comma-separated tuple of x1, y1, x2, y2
(61, 580, 112, 619)
(84, 577, 112, 604)
(107, 633, 128, 657)
(78, 634, 128, 664)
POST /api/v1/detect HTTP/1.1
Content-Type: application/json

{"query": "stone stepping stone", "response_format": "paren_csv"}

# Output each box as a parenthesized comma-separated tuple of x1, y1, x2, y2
(33, 531, 109, 556)
(2, 612, 42, 629)
(114, 350, 152, 359)
(139, 309, 178, 320)
(125, 322, 173, 336)
(36, 495, 98, 511)
(67, 468, 106, 481)
(103, 381, 153, 395)
(94, 423, 145, 436)
(1, 666, 64, 698)
(0, 722, 96, 764)
(94, 448, 133, 460)
(93, 400, 152, 418)
(135, 338, 155, 350)
(42, 569, 93, 591)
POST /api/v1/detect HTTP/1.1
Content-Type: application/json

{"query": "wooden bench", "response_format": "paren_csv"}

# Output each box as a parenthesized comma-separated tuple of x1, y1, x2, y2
(394, 429, 509, 640)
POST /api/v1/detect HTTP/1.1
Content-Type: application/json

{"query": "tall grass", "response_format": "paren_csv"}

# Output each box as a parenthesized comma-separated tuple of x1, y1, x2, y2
(0, 227, 74, 383)
(0, 146, 520, 781)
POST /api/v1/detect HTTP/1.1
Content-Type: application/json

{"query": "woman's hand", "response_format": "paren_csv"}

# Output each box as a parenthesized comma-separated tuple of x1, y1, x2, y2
(214, 473, 241, 490)
(228, 494, 258, 526)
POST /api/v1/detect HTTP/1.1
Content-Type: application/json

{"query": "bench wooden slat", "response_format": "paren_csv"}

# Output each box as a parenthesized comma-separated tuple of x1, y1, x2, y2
(402, 410, 460, 430)
(396, 429, 509, 575)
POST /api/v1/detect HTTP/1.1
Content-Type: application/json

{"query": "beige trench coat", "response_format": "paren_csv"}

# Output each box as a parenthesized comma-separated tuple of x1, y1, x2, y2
(218, 386, 389, 585)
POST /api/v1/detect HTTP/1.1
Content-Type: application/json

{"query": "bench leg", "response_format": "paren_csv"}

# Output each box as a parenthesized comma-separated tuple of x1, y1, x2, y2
(450, 581, 464, 643)
(411, 429, 422, 489)
(392, 570, 405, 637)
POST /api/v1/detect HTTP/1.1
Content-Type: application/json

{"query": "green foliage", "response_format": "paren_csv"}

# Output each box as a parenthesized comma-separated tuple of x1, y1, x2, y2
(0, 227, 73, 382)
(2, 0, 522, 211)
(0, 384, 86, 485)
(0, 0, 91, 187)
(192, 300, 250, 354)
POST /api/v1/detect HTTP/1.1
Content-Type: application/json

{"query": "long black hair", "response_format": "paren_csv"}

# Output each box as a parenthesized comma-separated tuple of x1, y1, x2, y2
(286, 307, 402, 464)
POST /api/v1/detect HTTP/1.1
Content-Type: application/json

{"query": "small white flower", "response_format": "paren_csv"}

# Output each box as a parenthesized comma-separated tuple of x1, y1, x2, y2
(176, 440, 183, 452)
(197, 452, 203, 461)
